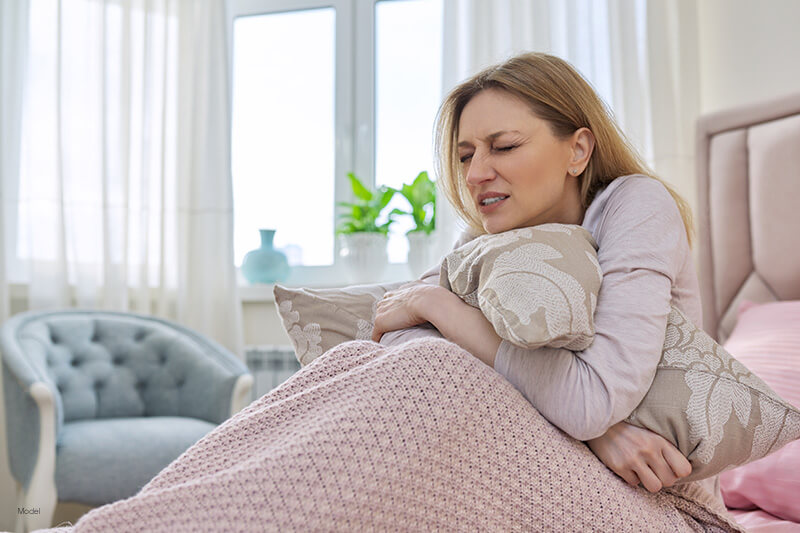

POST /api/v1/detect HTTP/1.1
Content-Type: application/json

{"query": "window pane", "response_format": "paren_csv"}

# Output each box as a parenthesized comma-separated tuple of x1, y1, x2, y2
(231, 8, 336, 266)
(375, 0, 443, 263)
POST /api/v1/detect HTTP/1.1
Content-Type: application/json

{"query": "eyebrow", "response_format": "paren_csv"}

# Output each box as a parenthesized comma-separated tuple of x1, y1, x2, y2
(457, 130, 522, 148)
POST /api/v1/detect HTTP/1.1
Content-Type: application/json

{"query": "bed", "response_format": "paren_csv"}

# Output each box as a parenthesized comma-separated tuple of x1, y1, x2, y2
(696, 91, 800, 532)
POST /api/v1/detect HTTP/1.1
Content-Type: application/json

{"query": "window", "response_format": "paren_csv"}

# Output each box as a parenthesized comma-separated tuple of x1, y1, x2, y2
(227, 0, 443, 285)
(230, 7, 337, 267)
(374, 0, 442, 263)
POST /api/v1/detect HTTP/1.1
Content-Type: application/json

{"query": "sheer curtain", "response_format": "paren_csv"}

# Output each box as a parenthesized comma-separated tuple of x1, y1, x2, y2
(3, 0, 242, 355)
(440, 0, 700, 220)
(0, 0, 29, 325)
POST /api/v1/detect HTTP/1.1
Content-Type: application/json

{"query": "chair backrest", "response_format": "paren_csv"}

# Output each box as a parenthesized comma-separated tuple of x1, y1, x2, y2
(4, 310, 223, 425)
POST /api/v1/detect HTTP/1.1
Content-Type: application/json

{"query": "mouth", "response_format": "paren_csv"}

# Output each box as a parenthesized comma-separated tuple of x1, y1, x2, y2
(477, 193, 510, 213)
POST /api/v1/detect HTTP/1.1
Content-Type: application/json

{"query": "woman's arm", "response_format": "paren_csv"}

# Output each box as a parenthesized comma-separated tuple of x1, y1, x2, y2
(372, 283, 501, 366)
(377, 232, 477, 347)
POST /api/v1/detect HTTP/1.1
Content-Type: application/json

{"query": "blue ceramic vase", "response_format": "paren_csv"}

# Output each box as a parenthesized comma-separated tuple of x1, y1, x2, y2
(241, 229, 290, 284)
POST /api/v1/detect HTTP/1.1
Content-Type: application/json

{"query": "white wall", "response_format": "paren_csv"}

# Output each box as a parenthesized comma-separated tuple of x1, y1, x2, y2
(697, 0, 800, 114)
(242, 300, 291, 346)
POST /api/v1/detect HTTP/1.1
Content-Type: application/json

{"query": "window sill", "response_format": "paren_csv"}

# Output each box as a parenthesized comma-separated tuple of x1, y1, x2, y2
(7, 264, 425, 306)
(237, 262, 423, 303)
(239, 284, 277, 303)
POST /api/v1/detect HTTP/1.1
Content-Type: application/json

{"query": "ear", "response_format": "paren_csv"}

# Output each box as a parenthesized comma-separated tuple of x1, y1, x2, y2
(569, 127, 595, 172)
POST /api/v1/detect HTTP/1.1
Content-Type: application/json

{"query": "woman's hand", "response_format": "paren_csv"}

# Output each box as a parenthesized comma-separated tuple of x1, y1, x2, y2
(586, 421, 692, 493)
(373, 283, 502, 367)
(371, 283, 444, 342)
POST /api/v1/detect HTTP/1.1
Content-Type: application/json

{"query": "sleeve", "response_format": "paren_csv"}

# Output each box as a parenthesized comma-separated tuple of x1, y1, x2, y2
(493, 179, 688, 441)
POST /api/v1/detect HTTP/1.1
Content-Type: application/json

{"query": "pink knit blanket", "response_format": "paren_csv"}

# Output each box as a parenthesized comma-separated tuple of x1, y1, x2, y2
(39, 339, 744, 532)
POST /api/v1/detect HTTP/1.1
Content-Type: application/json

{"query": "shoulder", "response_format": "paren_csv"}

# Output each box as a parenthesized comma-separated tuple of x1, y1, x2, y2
(602, 174, 677, 213)
(590, 174, 682, 235)
(589, 174, 688, 276)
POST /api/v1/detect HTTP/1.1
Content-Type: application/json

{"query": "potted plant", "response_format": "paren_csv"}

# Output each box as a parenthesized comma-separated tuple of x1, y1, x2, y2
(336, 172, 397, 283)
(392, 170, 437, 277)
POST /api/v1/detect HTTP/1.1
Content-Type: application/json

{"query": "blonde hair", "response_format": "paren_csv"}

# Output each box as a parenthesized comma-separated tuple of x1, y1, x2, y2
(434, 52, 694, 246)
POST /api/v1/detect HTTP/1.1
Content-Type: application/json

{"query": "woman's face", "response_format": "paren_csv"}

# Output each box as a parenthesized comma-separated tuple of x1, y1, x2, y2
(457, 89, 585, 234)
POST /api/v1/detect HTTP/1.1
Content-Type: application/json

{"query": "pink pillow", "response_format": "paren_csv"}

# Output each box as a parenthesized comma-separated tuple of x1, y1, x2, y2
(720, 300, 800, 522)
(726, 300, 800, 409)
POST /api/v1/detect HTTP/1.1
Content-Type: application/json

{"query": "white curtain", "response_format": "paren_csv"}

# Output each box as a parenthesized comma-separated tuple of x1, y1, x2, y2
(0, 0, 29, 325)
(440, 0, 700, 218)
(2, 0, 243, 355)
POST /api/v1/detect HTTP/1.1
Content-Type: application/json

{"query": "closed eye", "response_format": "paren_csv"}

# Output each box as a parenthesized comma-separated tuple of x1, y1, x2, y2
(494, 145, 517, 153)
(460, 144, 517, 163)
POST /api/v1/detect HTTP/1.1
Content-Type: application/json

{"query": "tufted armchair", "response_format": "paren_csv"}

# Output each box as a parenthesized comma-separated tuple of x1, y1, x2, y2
(0, 310, 253, 532)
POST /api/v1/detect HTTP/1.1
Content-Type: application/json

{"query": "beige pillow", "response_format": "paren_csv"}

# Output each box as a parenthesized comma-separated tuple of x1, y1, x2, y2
(439, 224, 602, 350)
(443, 226, 800, 481)
(273, 282, 405, 366)
(626, 306, 800, 482)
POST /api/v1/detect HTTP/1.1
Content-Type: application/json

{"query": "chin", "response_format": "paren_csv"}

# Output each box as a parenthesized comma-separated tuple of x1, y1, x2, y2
(482, 219, 514, 234)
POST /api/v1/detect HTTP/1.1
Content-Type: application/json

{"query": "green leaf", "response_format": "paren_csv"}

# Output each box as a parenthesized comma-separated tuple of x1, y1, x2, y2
(336, 221, 358, 234)
(334, 172, 399, 233)
(377, 187, 395, 210)
(348, 172, 373, 201)
(398, 171, 435, 209)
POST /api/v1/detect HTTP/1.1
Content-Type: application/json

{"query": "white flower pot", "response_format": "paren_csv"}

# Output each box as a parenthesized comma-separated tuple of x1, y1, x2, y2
(406, 231, 437, 278)
(338, 233, 389, 283)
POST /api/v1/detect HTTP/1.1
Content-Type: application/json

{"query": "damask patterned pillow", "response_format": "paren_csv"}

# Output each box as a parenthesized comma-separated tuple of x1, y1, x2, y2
(444, 226, 800, 481)
(439, 224, 602, 349)
(625, 306, 800, 482)
(273, 282, 405, 366)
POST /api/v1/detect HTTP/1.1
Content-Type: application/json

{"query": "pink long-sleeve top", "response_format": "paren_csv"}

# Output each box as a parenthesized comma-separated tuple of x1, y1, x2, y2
(382, 174, 723, 506)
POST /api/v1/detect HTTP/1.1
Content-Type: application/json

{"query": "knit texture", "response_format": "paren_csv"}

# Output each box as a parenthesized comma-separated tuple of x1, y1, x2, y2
(38, 339, 745, 532)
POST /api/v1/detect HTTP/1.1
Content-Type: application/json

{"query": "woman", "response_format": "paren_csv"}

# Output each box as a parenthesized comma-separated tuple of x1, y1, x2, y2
(371, 52, 723, 507)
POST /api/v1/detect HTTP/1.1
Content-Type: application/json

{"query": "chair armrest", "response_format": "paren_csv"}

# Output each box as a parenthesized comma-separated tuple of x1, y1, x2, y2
(231, 373, 254, 416)
(1, 354, 60, 492)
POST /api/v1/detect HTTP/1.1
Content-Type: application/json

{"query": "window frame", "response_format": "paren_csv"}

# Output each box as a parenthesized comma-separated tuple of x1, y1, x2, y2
(226, 0, 416, 289)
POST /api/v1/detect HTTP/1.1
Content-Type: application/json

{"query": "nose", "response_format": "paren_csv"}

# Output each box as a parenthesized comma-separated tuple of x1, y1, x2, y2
(464, 151, 495, 187)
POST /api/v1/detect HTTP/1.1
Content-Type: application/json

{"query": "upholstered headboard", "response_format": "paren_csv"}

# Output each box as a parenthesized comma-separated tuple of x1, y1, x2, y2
(696, 92, 800, 343)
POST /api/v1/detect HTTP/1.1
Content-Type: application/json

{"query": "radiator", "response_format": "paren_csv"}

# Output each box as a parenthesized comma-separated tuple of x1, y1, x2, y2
(244, 345, 301, 401)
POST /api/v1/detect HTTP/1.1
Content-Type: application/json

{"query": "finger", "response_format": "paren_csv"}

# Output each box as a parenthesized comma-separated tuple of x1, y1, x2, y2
(633, 463, 663, 493)
(620, 469, 641, 488)
(371, 324, 383, 343)
(661, 445, 692, 480)
(644, 454, 678, 489)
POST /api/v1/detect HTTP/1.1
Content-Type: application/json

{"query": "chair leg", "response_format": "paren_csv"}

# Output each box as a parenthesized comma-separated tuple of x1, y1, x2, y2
(17, 480, 56, 533)
(15, 483, 24, 533)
